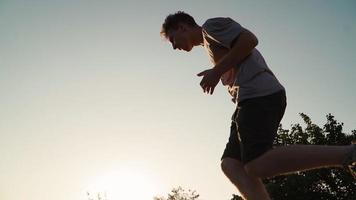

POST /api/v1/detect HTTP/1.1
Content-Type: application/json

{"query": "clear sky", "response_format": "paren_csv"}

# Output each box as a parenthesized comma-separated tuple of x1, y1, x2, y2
(1, 0, 355, 200)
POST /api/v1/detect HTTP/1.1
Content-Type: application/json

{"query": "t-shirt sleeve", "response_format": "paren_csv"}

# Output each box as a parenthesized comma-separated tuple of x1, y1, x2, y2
(202, 17, 244, 49)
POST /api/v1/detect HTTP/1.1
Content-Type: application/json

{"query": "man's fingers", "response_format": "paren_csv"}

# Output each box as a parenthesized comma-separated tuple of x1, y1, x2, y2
(202, 85, 214, 95)
(197, 70, 208, 77)
(204, 86, 208, 94)
(197, 72, 205, 77)
(210, 87, 214, 95)
(206, 86, 214, 95)
(201, 84, 208, 93)
(200, 78, 207, 88)
(200, 81, 213, 94)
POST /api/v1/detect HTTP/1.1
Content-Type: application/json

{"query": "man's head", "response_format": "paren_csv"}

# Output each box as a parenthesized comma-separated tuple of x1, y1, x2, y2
(160, 11, 201, 52)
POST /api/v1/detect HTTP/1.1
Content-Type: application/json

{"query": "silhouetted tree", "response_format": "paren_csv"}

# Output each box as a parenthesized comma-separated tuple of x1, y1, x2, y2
(154, 186, 200, 200)
(229, 194, 243, 200)
(262, 113, 356, 200)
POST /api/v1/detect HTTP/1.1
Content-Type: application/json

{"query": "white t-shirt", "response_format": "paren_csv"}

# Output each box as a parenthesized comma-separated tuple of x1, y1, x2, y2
(202, 17, 285, 103)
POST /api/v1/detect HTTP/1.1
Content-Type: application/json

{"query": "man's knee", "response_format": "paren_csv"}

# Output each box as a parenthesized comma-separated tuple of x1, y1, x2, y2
(221, 157, 244, 176)
(221, 157, 272, 178)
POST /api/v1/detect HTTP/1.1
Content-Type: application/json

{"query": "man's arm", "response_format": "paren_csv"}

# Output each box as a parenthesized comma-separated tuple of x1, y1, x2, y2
(214, 28, 258, 76)
(197, 28, 258, 94)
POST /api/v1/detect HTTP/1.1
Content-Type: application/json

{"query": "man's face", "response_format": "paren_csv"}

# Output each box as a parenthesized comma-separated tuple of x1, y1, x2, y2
(166, 25, 193, 52)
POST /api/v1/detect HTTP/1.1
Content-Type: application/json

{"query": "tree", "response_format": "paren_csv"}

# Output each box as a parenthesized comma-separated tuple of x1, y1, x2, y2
(153, 186, 200, 200)
(229, 194, 243, 200)
(262, 113, 356, 200)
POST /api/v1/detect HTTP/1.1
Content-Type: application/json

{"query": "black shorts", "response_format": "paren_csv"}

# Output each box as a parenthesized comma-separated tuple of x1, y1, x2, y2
(221, 90, 287, 164)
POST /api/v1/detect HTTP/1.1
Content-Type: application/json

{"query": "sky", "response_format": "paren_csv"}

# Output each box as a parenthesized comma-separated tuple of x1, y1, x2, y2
(0, 0, 355, 200)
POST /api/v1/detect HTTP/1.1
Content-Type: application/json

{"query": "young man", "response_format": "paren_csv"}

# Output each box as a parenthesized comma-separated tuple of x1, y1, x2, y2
(160, 11, 355, 200)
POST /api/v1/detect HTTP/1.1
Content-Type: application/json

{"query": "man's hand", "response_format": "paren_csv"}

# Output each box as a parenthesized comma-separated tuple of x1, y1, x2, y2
(197, 68, 222, 95)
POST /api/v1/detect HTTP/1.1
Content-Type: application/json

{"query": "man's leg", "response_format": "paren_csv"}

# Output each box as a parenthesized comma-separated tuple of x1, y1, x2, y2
(221, 117, 271, 200)
(244, 144, 353, 178)
(221, 157, 270, 200)
(234, 91, 351, 179)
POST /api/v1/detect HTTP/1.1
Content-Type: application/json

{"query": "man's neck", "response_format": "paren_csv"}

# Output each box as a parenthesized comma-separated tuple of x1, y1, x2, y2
(191, 26, 204, 46)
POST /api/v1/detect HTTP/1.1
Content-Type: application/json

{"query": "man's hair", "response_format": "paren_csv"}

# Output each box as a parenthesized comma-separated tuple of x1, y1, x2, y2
(160, 11, 198, 39)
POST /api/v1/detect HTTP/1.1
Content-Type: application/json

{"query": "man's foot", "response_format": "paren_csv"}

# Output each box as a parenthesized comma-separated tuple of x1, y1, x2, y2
(343, 143, 356, 179)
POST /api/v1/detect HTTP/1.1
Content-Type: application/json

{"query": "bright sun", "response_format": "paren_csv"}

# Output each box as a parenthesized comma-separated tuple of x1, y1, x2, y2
(85, 168, 160, 200)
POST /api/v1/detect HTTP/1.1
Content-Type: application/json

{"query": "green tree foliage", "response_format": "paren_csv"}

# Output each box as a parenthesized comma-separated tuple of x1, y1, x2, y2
(263, 113, 356, 200)
(153, 186, 200, 200)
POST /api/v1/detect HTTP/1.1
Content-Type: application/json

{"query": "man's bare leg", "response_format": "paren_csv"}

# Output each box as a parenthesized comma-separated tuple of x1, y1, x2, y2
(221, 158, 270, 200)
(244, 145, 353, 178)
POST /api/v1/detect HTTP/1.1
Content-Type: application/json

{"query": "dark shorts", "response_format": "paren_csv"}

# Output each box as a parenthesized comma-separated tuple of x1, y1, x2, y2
(221, 90, 287, 164)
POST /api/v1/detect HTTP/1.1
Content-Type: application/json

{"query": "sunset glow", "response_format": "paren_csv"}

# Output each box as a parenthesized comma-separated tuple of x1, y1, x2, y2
(85, 169, 160, 200)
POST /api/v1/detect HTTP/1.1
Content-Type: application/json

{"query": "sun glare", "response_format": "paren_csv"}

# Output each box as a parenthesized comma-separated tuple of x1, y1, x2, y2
(85, 168, 160, 200)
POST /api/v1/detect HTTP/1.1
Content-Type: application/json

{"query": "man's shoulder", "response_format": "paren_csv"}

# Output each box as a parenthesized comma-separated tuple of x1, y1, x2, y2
(202, 17, 237, 33)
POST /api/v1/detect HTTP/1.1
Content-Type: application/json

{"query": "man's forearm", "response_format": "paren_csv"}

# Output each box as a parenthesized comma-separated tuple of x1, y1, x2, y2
(213, 29, 258, 76)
